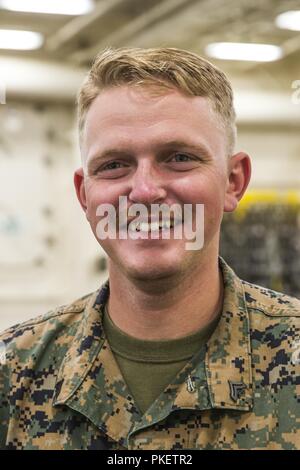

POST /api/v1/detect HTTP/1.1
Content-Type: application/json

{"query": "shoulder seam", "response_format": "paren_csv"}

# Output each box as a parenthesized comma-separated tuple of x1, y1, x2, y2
(24, 307, 85, 326)
(6, 308, 85, 332)
(242, 280, 300, 317)
(247, 306, 300, 317)
(0, 306, 87, 338)
(0, 290, 100, 339)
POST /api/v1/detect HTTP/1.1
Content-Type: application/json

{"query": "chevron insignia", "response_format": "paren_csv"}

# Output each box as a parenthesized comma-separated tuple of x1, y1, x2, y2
(228, 380, 247, 402)
(186, 374, 196, 393)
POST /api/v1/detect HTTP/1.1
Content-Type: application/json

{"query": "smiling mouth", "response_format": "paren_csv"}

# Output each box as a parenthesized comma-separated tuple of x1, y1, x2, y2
(130, 220, 172, 232)
(127, 219, 184, 233)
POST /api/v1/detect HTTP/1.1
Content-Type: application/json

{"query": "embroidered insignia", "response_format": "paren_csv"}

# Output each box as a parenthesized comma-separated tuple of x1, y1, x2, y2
(291, 340, 300, 366)
(186, 374, 196, 393)
(228, 380, 247, 402)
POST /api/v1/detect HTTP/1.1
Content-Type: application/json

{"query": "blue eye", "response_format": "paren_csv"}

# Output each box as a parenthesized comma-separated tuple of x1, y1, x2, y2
(103, 161, 123, 170)
(172, 153, 193, 162)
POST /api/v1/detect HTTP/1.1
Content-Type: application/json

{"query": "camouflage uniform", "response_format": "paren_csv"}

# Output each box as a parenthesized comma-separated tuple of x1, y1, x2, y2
(0, 257, 299, 450)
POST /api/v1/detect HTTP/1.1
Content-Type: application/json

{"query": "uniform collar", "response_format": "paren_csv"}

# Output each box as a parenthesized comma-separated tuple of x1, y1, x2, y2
(172, 257, 254, 412)
(53, 256, 253, 445)
(52, 288, 107, 405)
(206, 257, 253, 410)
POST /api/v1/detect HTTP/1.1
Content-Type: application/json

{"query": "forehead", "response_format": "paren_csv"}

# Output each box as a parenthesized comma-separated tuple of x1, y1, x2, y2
(82, 86, 225, 161)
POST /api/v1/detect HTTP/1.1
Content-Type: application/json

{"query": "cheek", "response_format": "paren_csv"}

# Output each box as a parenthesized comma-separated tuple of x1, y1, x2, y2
(83, 185, 101, 227)
(172, 172, 225, 206)
(178, 174, 225, 231)
(84, 183, 130, 237)
(84, 182, 118, 218)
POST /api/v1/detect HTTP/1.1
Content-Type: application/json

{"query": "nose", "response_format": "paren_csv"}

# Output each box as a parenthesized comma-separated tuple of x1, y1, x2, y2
(128, 159, 167, 205)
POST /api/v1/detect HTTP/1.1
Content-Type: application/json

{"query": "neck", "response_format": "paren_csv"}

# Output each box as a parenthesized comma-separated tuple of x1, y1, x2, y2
(106, 252, 224, 341)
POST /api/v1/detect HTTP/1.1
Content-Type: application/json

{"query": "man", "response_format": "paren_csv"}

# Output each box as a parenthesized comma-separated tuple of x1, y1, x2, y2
(0, 47, 299, 450)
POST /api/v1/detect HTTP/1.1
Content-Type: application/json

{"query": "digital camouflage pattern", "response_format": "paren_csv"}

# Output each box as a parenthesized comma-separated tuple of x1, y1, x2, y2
(0, 257, 299, 450)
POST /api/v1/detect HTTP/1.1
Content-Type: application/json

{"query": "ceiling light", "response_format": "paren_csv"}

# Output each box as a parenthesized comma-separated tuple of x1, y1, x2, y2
(0, 29, 43, 50)
(0, 0, 94, 15)
(205, 42, 283, 62)
(275, 10, 300, 31)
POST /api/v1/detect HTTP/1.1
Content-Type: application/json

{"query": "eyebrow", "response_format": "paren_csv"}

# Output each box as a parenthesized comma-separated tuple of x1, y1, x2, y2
(86, 139, 212, 172)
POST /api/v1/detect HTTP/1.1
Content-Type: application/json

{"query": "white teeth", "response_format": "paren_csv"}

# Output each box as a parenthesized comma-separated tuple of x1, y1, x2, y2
(129, 220, 174, 232)
(150, 222, 159, 231)
(140, 222, 149, 232)
(160, 220, 171, 229)
(139, 222, 160, 232)
(129, 221, 138, 231)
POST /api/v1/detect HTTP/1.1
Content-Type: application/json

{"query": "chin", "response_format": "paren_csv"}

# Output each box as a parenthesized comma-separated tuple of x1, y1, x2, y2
(125, 261, 180, 282)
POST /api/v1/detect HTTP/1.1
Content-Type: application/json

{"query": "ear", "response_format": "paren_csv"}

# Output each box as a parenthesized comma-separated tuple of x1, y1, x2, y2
(224, 152, 252, 212)
(74, 167, 88, 212)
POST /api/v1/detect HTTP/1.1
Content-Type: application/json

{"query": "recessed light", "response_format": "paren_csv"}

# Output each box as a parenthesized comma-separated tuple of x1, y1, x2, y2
(275, 10, 300, 31)
(205, 42, 283, 62)
(0, 29, 43, 50)
(0, 0, 94, 15)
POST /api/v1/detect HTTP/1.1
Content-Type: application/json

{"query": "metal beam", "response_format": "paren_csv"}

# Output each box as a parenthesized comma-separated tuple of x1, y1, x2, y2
(46, 0, 126, 52)
(70, 0, 198, 64)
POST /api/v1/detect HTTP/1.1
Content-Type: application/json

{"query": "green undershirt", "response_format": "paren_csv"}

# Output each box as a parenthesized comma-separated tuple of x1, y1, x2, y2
(103, 304, 220, 415)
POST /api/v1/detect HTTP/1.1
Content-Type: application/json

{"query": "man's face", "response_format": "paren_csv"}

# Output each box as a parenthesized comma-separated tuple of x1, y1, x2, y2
(76, 85, 235, 282)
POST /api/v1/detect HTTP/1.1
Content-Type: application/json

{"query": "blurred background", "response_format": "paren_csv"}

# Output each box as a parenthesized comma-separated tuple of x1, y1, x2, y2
(0, 0, 300, 330)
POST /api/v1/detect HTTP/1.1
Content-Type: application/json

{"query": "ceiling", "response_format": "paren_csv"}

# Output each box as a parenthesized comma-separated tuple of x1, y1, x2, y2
(0, 0, 300, 99)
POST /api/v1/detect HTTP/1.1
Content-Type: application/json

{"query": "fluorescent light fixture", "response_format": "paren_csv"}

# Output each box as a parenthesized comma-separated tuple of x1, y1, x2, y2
(205, 42, 283, 62)
(0, 29, 43, 50)
(275, 10, 300, 31)
(0, 0, 94, 15)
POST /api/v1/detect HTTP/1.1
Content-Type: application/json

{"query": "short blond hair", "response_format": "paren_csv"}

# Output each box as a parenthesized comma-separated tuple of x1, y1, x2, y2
(77, 47, 236, 155)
